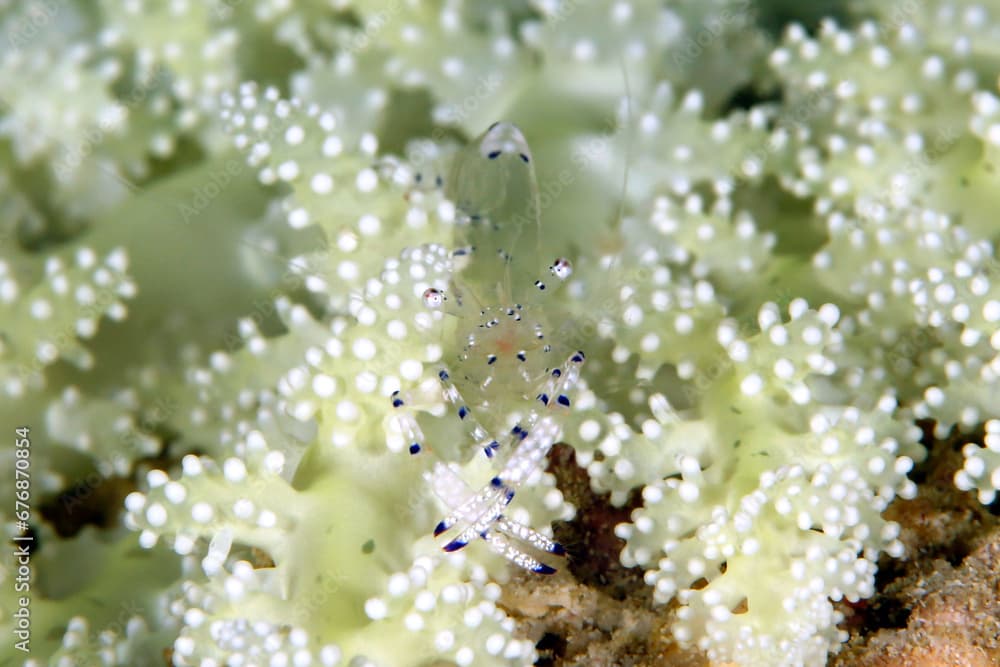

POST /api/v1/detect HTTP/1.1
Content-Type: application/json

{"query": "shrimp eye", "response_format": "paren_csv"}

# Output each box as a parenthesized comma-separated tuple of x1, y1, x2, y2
(422, 287, 445, 308)
(549, 257, 572, 280)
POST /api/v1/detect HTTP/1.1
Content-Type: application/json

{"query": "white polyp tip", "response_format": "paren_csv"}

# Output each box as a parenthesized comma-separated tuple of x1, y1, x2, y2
(364, 597, 388, 620)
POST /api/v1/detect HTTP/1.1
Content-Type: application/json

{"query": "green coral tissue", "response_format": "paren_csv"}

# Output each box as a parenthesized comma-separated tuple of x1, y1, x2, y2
(1, 1, 999, 666)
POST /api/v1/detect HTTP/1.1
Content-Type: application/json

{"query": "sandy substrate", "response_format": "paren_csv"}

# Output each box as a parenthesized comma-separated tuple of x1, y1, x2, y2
(501, 427, 1000, 667)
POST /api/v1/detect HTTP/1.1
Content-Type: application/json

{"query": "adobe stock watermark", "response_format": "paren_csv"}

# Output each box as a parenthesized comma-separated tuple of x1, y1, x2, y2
(535, 0, 583, 25)
(218, 239, 335, 354)
(454, 103, 628, 239)
(289, 568, 350, 626)
(75, 600, 146, 666)
(433, 73, 504, 127)
(12, 273, 130, 392)
(342, 0, 404, 55)
(174, 159, 246, 224)
(377, 71, 506, 215)
(734, 87, 836, 183)
(854, 125, 961, 225)
(12, 426, 33, 654)
(57, 395, 176, 519)
(178, 86, 317, 227)
(672, 0, 753, 68)
(5, 0, 63, 51)
(535, 106, 630, 216)
(51, 65, 171, 183)
(870, 0, 924, 38)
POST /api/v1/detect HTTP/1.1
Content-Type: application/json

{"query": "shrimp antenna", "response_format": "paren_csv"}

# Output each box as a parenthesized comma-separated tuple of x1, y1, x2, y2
(601, 50, 636, 279)
(616, 51, 634, 231)
(499, 135, 541, 307)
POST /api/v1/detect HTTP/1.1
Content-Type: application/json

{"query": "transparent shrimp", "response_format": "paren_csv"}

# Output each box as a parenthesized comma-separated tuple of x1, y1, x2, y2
(392, 121, 586, 573)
